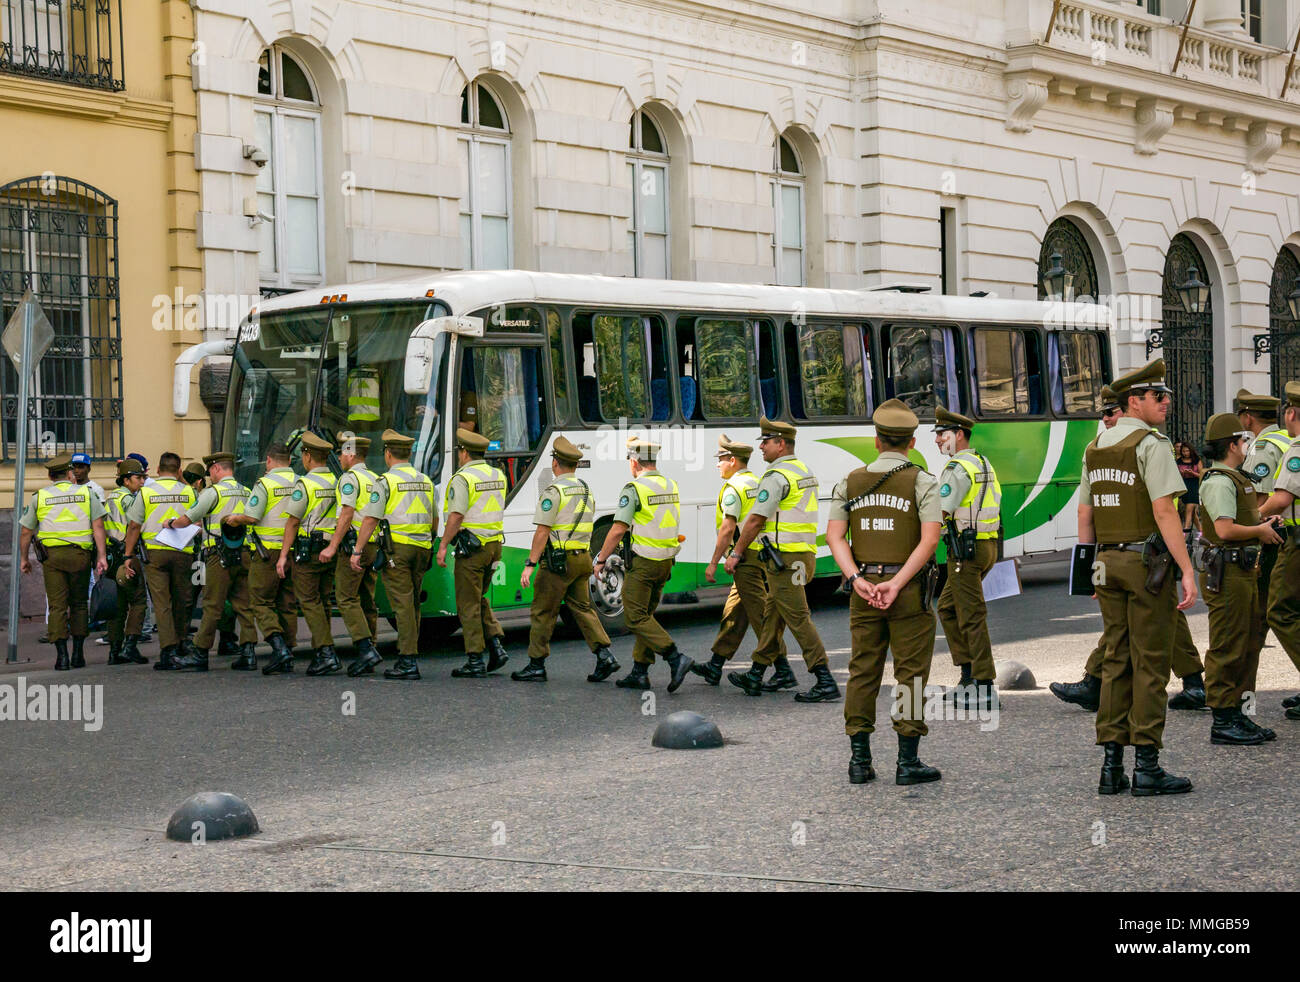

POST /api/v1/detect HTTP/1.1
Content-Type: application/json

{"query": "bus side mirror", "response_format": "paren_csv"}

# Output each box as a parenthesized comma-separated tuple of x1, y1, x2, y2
(404, 316, 483, 394)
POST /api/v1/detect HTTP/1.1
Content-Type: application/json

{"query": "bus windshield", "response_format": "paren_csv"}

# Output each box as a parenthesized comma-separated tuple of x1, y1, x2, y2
(223, 300, 448, 486)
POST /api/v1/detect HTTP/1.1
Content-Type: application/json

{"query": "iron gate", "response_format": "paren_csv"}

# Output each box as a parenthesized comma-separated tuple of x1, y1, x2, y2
(1154, 234, 1214, 449)
(1258, 248, 1300, 395)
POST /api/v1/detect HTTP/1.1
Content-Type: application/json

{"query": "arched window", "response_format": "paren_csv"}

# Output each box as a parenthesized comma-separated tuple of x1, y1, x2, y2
(1037, 217, 1099, 301)
(772, 134, 805, 286)
(459, 80, 511, 269)
(255, 46, 324, 291)
(627, 109, 669, 278)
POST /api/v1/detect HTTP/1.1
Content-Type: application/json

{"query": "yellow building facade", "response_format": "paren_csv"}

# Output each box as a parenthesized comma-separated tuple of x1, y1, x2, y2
(0, 0, 205, 506)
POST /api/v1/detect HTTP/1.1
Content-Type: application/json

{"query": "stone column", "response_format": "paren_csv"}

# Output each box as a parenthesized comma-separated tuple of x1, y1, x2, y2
(1201, 0, 1248, 36)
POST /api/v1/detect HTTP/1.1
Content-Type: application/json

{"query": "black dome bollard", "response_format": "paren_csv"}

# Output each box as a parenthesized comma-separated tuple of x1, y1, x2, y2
(165, 791, 260, 842)
(652, 711, 724, 749)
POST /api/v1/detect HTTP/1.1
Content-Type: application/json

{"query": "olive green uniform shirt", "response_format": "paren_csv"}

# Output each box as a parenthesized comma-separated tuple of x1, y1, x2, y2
(1077, 417, 1185, 502)
(827, 452, 942, 524)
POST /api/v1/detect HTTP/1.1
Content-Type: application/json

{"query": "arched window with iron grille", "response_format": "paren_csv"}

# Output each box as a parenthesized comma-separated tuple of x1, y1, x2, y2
(1036, 217, 1099, 302)
(0, 176, 122, 461)
(1156, 233, 1214, 449)
(1257, 247, 1300, 396)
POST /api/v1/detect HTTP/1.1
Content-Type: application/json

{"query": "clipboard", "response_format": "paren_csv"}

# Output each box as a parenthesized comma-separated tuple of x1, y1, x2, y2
(1069, 543, 1097, 597)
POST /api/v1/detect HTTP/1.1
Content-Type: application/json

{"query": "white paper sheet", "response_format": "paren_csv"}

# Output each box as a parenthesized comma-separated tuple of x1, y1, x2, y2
(982, 558, 1022, 602)
(155, 524, 201, 551)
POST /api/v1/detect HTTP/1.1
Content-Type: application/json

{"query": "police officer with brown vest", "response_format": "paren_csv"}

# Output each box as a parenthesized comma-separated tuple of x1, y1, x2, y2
(726, 417, 840, 703)
(19, 454, 108, 670)
(513, 436, 616, 682)
(1080, 358, 1195, 797)
(827, 400, 943, 785)
(1195, 412, 1281, 745)
(1258, 381, 1300, 717)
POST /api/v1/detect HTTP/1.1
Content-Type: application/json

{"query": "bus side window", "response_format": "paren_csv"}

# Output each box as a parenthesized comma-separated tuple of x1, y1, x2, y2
(883, 323, 959, 419)
(786, 321, 872, 420)
(646, 315, 671, 421)
(673, 319, 704, 422)
(571, 314, 601, 424)
(680, 317, 754, 420)
(585, 312, 652, 422)
(757, 320, 780, 418)
(464, 343, 548, 495)
(1050, 331, 1105, 415)
(972, 327, 1042, 416)
(546, 308, 571, 426)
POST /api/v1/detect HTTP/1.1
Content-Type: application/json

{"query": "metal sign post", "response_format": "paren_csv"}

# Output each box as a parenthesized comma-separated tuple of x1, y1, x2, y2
(3, 291, 55, 663)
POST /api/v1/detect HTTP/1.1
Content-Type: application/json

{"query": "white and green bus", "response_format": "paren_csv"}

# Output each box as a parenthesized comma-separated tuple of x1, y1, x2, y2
(177, 271, 1112, 641)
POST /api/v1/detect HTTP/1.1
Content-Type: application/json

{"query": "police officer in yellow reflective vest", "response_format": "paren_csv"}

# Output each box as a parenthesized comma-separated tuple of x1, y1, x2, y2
(280, 432, 341, 676)
(727, 417, 840, 703)
(319, 433, 382, 675)
(224, 443, 299, 674)
(1258, 381, 1300, 719)
(103, 458, 149, 665)
(1080, 358, 1196, 797)
(122, 452, 198, 671)
(440, 428, 510, 679)
(512, 436, 616, 682)
(934, 405, 1002, 709)
(1238, 387, 1290, 674)
(692, 433, 787, 688)
(352, 429, 436, 680)
(827, 400, 943, 785)
(19, 454, 108, 671)
(594, 436, 694, 691)
(166, 451, 254, 670)
(1196, 412, 1281, 746)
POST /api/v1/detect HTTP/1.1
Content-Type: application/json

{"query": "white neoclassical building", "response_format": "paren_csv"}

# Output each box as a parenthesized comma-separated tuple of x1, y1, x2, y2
(188, 0, 1300, 443)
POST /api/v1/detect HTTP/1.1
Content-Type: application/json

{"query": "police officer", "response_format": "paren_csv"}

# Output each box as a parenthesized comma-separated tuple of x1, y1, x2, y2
(319, 433, 382, 675)
(1257, 381, 1300, 717)
(224, 444, 299, 674)
(827, 400, 943, 785)
(1238, 388, 1289, 667)
(440, 428, 510, 678)
(593, 436, 694, 691)
(934, 405, 1001, 708)
(691, 434, 787, 688)
(279, 433, 341, 676)
(1196, 412, 1281, 745)
(352, 429, 436, 680)
(726, 417, 840, 703)
(103, 458, 148, 665)
(1052, 386, 1124, 710)
(512, 436, 616, 682)
(182, 461, 207, 491)
(122, 452, 198, 672)
(167, 451, 254, 670)
(1080, 359, 1195, 796)
(19, 454, 108, 670)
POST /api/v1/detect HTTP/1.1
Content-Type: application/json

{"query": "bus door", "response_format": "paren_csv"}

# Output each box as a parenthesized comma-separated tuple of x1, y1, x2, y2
(457, 305, 552, 608)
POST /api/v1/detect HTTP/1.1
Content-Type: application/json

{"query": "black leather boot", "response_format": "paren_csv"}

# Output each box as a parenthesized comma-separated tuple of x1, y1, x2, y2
(728, 662, 767, 697)
(451, 651, 487, 678)
(306, 644, 341, 676)
(587, 646, 620, 683)
(896, 734, 941, 785)
(1168, 672, 1207, 710)
(690, 653, 726, 685)
(970, 679, 999, 710)
(848, 733, 875, 784)
(70, 636, 86, 668)
(1131, 745, 1193, 796)
(54, 640, 70, 671)
(615, 662, 650, 689)
(384, 655, 420, 680)
(1210, 707, 1264, 745)
(1235, 710, 1276, 741)
(153, 644, 181, 671)
(794, 664, 841, 703)
(346, 637, 381, 676)
(1287, 705, 1300, 721)
(486, 635, 509, 673)
(511, 657, 548, 682)
(173, 639, 209, 672)
(230, 642, 257, 671)
(1282, 692, 1300, 709)
(121, 635, 148, 664)
(1049, 673, 1100, 712)
(217, 630, 240, 659)
(943, 663, 974, 701)
(261, 633, 294, 675)
(761, 656, 798, 691)
(107, 639, 127, 665)
(663, 646, 694, 693)
(1097, 741, 1129, 795)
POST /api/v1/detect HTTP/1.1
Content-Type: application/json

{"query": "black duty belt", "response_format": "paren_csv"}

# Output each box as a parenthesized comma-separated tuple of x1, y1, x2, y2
(858, 562, 905, 576)
(1097, 542, 1145, 552)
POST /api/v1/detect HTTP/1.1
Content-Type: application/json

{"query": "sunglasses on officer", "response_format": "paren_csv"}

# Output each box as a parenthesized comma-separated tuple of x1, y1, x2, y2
(1101, 407, 1122, 419)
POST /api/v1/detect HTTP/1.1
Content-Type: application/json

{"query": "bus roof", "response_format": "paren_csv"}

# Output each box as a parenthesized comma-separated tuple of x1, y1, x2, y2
(255, 270, 1109, 329)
